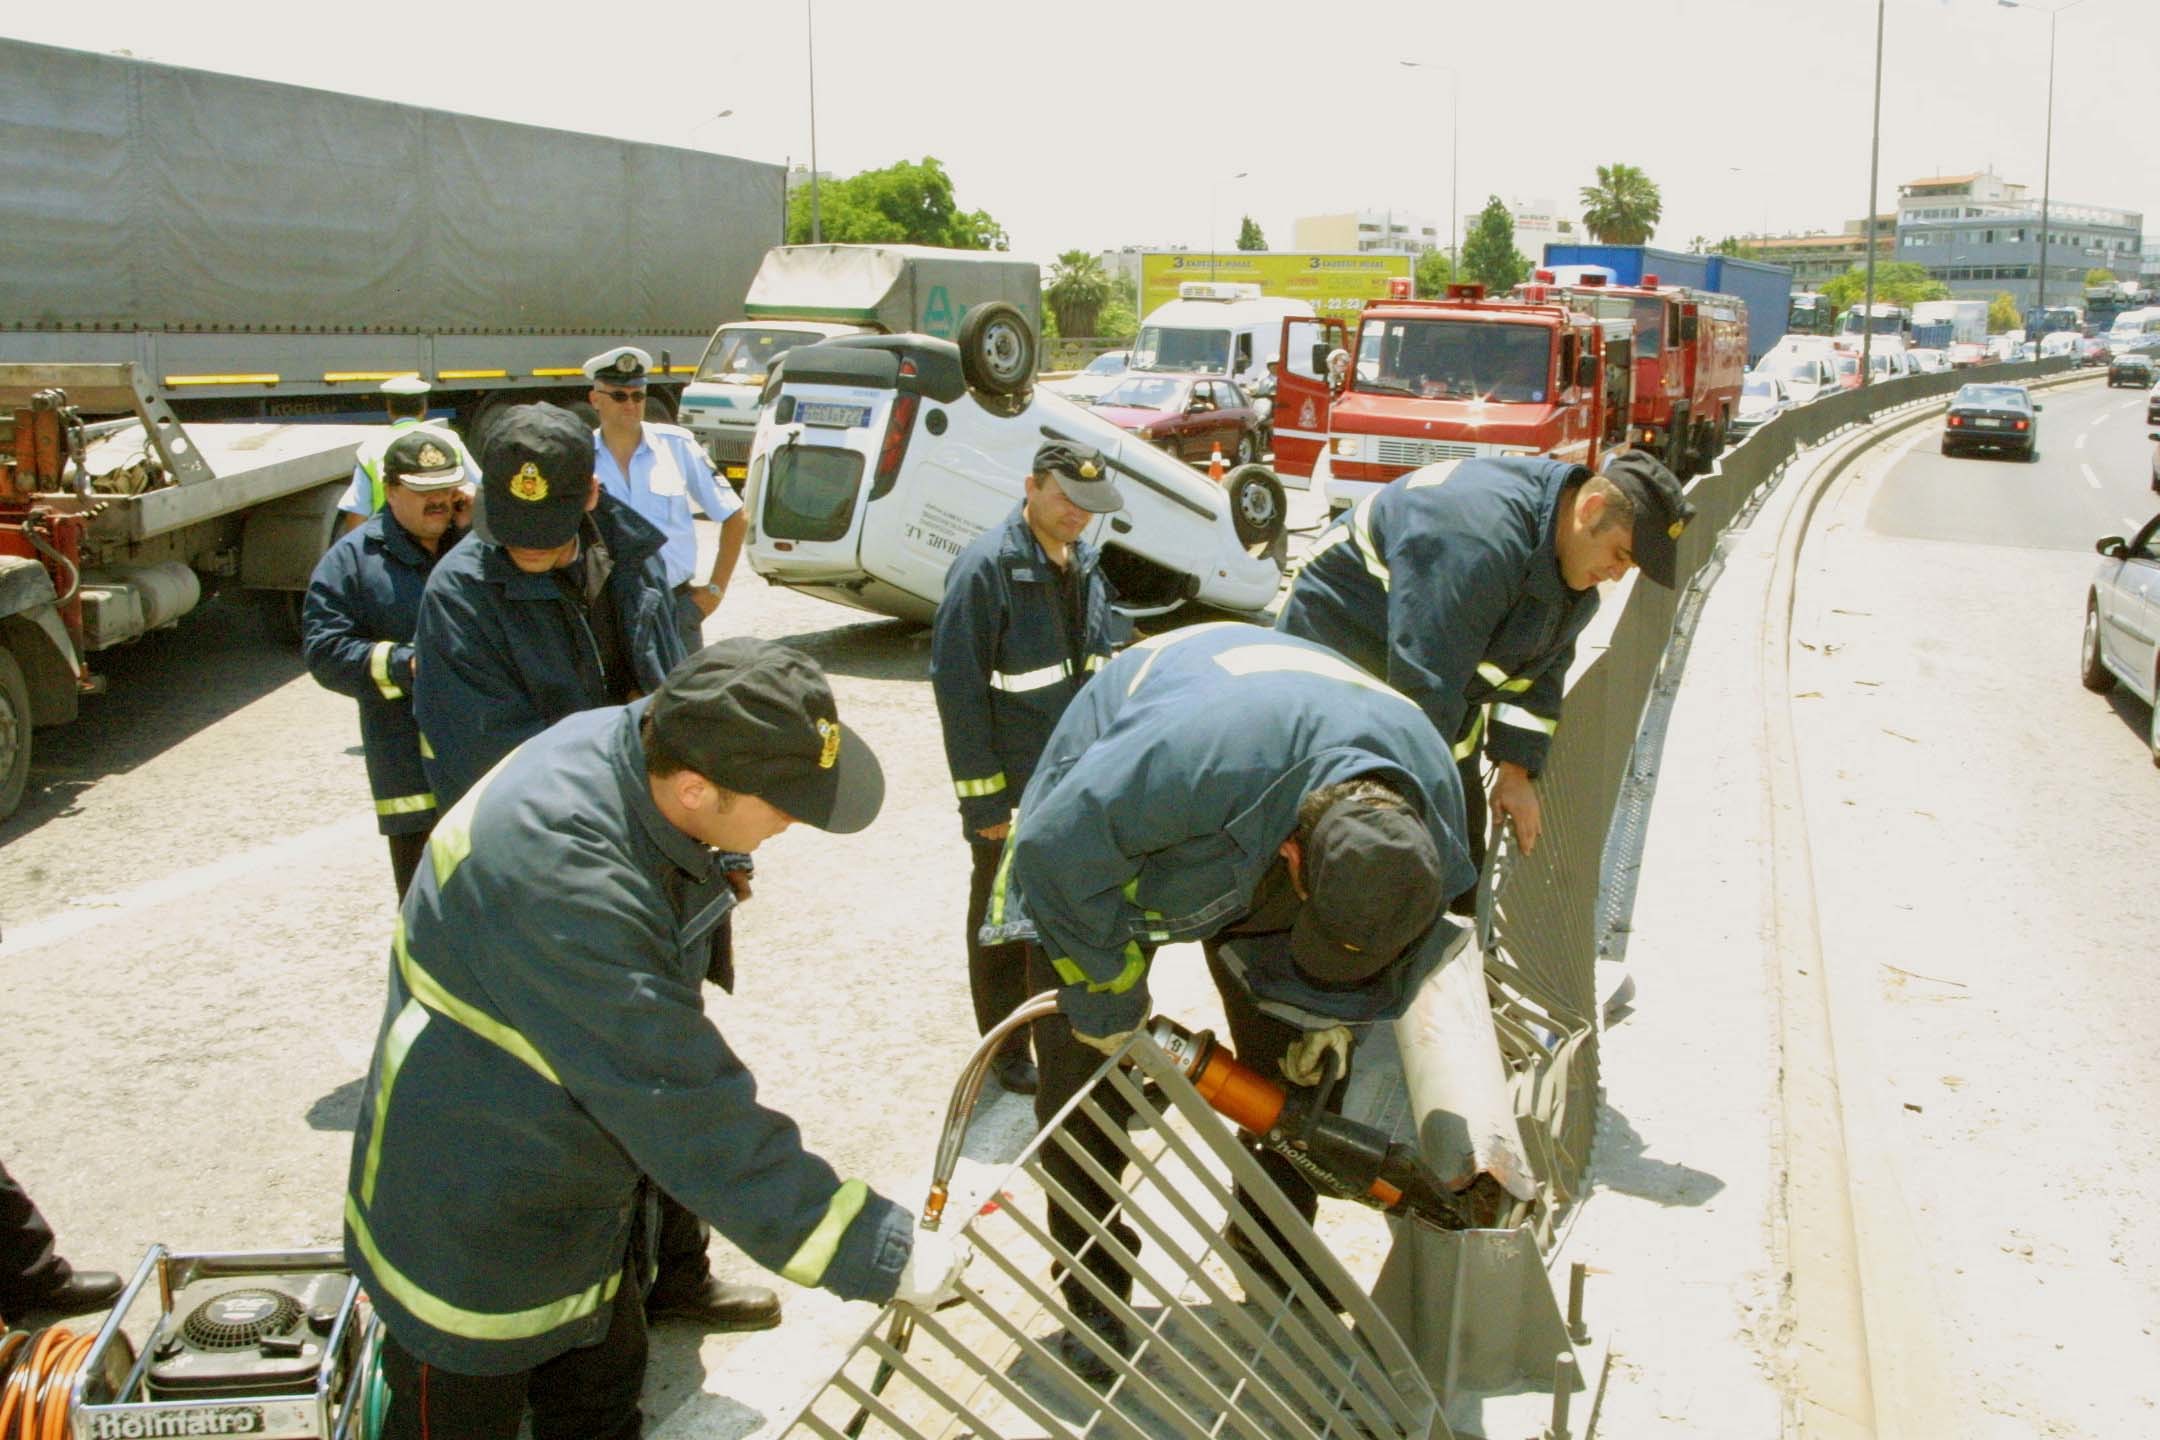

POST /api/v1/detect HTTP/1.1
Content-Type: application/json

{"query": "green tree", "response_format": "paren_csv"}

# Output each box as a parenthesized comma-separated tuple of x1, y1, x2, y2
(1236, 215, 1267, 251)
(1987, 291, 2020, 332)
(1044, 250, 1112, 338)
(2085, 266, 2118, 287)
(1414, 249, 1456, 298)
(784, 157, 1007, 249)
(1712, 235, 1753, 258)
(1461, 196, 1530, 293)
(1095, 274, 1140, 343)
(1819, 261, 1949, 310)
(1577, 163, 1662, 245)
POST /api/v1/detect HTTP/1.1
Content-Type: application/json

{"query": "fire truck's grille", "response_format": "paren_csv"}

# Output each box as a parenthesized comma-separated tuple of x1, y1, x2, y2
(1374, 438, 1482, 467)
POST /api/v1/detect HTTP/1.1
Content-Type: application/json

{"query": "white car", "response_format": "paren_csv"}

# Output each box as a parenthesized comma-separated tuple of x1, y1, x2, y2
(1046, 349, 1131, 405)
(2082, 512, 2160, 765)
(1756, 352, 1839, 406)
(1908, 347, 1950, 373)
(1729, 374, 1792, 437)
(742, 316, 1286, 624)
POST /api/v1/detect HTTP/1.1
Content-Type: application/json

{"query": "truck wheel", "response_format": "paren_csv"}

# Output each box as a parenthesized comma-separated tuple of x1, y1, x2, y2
(1223, 464, 1286, 552)
(957, 302, 1036, 397)
(0, 648, 31, 821)
(1665, 410, 1692, 479)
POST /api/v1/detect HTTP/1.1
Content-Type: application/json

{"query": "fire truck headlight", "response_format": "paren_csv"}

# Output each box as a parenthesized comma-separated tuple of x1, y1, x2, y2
(1331, 436, 1361, 458)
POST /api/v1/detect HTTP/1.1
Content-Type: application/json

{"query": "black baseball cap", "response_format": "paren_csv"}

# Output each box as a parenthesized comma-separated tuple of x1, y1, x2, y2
(382, 429, 466, 491)
(1291, 797, 1446, 985)
(1031, 441, 1123, 513)
(479, 404, 593, 549)
(648, 639, 884, 833)
(1601, 450, 1695, 588)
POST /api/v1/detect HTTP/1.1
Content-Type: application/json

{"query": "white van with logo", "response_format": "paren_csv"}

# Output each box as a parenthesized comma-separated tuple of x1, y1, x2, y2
(1131, 283, 1314, 391)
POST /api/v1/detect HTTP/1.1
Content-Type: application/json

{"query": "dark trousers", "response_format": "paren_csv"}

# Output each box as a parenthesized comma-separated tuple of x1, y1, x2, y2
(379, 1262, 646, 1440)
(0, 1160, 69, 1316)
(672, 587, 707, 660)
(387, 830, 431, 904)
(648, 1190, 712, 1305)
(968, 838, 1032, 1051)
(1451, 752, 1486, 917)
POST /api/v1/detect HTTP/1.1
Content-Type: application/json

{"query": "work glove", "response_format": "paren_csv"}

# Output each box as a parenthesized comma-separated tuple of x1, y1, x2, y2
(1071, 1027, 1136, 1058)
(893, 1228, 972, 1311)
(1278, 1025, 1354, 1088)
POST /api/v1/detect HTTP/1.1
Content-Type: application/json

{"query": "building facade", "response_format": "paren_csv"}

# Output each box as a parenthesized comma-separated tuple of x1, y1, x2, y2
(1738, 216, 1895, 292)
(1292, 210, 1440, 256)
(1893, 170, 2143, 315)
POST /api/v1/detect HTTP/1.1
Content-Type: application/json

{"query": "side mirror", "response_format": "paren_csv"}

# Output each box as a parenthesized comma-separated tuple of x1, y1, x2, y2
(1575, 354, 1599, 389)
(1311, 342, 1332, 374)
(2096, 536, 2126, 557)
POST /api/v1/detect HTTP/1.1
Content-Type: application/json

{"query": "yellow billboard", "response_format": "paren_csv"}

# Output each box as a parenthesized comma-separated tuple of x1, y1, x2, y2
(1140, 252, 1415, 320)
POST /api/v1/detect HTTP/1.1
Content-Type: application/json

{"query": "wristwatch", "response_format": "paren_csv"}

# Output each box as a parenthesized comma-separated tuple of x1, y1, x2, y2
(696, 583, 722, 600)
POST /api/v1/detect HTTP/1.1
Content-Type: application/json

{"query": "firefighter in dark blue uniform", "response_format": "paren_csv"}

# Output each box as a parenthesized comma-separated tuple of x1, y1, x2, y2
(985, 624, 1475, 1375)
(303, 430, 472, 898)
(409, 404, 768, 1335)
(346, 642, 967, 1440)
(1276, 450, 1692, 879)
(931, 441, 1123, 1097)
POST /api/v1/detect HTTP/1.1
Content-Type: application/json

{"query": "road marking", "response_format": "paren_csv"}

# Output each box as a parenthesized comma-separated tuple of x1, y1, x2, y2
(2081, 463, 2101, 490)
(2076, 432, 2087, 449)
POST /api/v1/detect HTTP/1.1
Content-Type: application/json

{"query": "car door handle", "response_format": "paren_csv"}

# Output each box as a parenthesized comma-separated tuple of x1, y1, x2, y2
(1110, 517, 1133, 533)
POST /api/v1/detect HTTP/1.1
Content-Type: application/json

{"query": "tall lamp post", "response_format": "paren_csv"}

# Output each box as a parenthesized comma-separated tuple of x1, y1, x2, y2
(1208, 171, 1248, 281)
(1399, 60, 1459, 268)
(1859, 0, 1885, 388)
(686, 109, 733, 147)
(805, 0, 822, 244)
(1999, 0, 2092, 347)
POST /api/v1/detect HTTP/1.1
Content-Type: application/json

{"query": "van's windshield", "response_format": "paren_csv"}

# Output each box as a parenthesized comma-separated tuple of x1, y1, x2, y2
(698, 327, 826, 383)
(1133, 326, 1231, 374)
(1353, 319, 1551, 404)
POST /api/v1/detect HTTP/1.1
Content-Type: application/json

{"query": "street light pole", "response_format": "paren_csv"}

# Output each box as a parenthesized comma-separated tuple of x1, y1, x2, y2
(806, 0, 822, 245)
(1860, 0, 1884, 388)
(1209, 171, 1248, 281)
(1399, 61, 1458, 268)
(2000, 0, 2092, 346)
(685, 108, 733, 148)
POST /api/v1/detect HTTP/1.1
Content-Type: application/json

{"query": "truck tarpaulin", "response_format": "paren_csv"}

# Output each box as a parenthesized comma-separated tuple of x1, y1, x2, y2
(0, 38, 782, 335)
(1542, 243, 1794, 363)
(741, 245, 1041, 341)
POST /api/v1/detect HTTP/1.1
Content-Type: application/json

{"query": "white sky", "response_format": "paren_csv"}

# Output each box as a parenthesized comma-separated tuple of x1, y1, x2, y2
(9, 0, 2158, 268)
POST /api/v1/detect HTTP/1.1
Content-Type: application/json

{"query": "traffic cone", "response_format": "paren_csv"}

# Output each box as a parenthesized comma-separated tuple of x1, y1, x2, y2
(1208, 443, 1226, 483)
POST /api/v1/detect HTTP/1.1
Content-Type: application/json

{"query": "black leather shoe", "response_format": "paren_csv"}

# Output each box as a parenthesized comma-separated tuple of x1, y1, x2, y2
(1049, 1291, 1134, 1386)
(14, 1269, 125, 1321)
(645, 1277, 782, 1331)
(989, 1050, 1039, 1096)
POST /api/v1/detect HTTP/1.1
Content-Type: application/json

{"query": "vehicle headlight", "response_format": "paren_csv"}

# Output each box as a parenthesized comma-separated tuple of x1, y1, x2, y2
(1135, 426, 1156, 440)
(1331, 435, 1361, 458)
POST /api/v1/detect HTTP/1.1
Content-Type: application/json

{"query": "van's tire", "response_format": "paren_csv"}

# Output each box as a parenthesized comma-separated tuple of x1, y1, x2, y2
(0, 648, 32, 822)
(958, 303, 1036, 397)
(1224, 464, 1286, 551)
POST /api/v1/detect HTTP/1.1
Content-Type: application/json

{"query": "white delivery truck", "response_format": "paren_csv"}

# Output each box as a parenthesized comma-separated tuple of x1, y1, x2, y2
(1130, 283, 1313, 390)
(677, 245, 1042, 485)
(1912, 299, 1990, 347)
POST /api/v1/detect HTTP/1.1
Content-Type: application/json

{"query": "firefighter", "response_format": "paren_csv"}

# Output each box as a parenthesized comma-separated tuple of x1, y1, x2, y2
(345, 641, 965, 1439)
(336, 376, 479, 534)
(986, 624, 1475, 1377)
(930, 441, 1124, 1097)
(1276, 450, 1692, 878)
(303, 430, 472, 899)
(1, 1159, 122, 1325)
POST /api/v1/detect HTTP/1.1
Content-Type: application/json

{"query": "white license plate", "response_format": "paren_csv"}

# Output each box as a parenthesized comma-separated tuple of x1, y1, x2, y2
(1975, 417, 2001, 428)
(799, 401, 873, 429)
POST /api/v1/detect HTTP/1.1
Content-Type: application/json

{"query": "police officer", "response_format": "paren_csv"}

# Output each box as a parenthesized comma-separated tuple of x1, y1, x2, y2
(987, 624, 1475, 1375)
(585, 346, 747, 655)
(1277, 450, 1692, 872)
(345, 641, 967, 1440)
(931, 441, 1123, 1097)
(303, 431, 472, 899)
(336, 376, 479, 534)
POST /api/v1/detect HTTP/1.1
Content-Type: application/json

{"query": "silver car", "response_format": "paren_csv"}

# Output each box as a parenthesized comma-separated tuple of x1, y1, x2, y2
(2082, 512, 2160, 765)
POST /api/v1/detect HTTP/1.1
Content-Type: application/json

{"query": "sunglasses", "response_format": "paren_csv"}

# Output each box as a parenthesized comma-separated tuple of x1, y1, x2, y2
(596, 387, 646, 404)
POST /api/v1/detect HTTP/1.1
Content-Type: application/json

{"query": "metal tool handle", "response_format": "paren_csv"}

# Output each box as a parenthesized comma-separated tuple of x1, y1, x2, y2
(922, 991, 1061, 1230)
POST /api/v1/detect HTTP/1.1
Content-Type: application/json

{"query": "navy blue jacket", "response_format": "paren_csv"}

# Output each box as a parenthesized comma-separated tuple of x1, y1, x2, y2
(302, 510, 454, 835)
(930, 504, 1119, 837)
(1276, 456, 1600, 776)
(345, 702, 911, 1376)
(413, 494, 685, 811)
(985, 624, 1476, 1038)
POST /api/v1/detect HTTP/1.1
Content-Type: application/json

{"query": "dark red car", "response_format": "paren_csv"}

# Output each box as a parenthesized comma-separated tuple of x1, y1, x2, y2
(1089, 374, 1264, 467)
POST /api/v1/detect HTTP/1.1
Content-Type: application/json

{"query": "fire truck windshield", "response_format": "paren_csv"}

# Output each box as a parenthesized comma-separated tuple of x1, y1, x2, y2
(1357, 319, 1551, 403)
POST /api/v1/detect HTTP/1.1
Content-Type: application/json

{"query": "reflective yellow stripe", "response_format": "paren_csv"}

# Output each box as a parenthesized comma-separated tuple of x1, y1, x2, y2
(1452, 708, 1487, 762)
(375, 792, 437, 817)
(1476, 661, 1533, 695)
(1121, 621, 1244, 695)
(163, 372, 280, 386)
(1208, 643, 1416, 705)
(779, 1179, 868, 1287)
(1491, 703, 1557, 736)
(394, 917, 561, 1085)
(991, 662, 1069, 693)
(361, 1000, 430, 1205)
(419, 732, 436, 761)
(953, 773, 1007, 799)
(1349, 493, 1391, 591)
(1049, 943, 1147, 995)
(345, 1195, 620, 1341)
(426, 753, 511, 889)
(987, 820, 1018, 927)
(1051, 956, 1088, 986)
(1084, 653, 1107, 672)
(370, 641, 405, 701)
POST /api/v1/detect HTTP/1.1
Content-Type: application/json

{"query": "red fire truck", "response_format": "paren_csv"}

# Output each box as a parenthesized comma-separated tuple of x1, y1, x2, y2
(1272, 282, 1635, 515)
(1518, 271, 1748, 479)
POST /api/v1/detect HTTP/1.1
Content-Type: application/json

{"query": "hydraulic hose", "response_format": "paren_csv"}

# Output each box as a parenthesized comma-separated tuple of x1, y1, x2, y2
(19, 518, 80, 609)
(0, 1323, 97, 1440)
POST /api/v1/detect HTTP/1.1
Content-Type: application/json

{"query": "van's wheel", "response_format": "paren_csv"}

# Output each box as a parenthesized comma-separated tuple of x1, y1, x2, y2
(0, 649, 32, 822)
(2081, 599, 2115, 693)
(1223, 463, 1286, 551)
(957, 302, 1037, 397)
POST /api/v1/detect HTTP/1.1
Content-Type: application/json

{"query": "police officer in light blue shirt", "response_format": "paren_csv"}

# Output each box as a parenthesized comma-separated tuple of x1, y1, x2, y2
(586, 345, 748, 654)
(335, 375, 480, 534)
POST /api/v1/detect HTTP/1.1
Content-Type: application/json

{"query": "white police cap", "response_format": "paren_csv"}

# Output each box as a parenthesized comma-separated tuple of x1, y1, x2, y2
(380, 375, 431, 396)
(583, 346, 654, 386)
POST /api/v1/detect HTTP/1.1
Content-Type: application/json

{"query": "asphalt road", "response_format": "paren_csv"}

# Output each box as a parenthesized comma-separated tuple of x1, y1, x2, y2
(1789, 373, 2160, 1437)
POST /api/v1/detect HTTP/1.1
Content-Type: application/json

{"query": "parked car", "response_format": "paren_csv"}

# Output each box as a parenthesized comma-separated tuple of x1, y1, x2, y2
(1832, 353, 1863, 391)
(1757, 352, 1839, 406)
(742, 327, 1286, 625)
(1089, 373, 1265, 467)
(1941, 382, 2040, 460)
(1948, 341, 1989, 369)
(1729, 374, 1792, 437)
(2080, 511, 2160, 765)
(1048, 349, 1131, 405)
(2110, 352, 2157, 388)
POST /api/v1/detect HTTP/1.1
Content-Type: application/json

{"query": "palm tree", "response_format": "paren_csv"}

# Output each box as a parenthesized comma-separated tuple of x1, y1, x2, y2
(1578, 164, 1663, 246)
(1045, 251, 1112, 339)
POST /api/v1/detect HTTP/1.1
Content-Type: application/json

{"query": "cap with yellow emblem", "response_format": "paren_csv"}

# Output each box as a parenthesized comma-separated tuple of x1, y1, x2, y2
(1031, 441, 1123, 514)
(382, 429, 467, 491)
(478, 403, 593, 549)
(648, 638, 885, 834)
(1599, 450, 1696, 589)
(582, 346, 654, 388)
